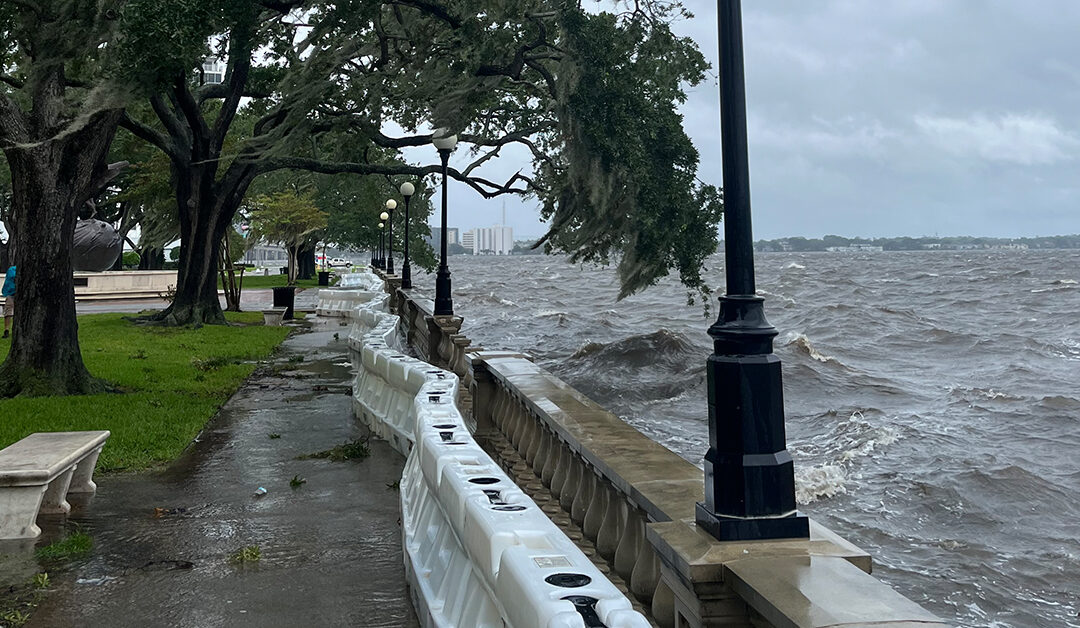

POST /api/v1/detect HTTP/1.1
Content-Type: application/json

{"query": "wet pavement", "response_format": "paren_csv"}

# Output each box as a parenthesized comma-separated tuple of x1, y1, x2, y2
(75, 288, 320, 315)
(20, 318, 418, 627)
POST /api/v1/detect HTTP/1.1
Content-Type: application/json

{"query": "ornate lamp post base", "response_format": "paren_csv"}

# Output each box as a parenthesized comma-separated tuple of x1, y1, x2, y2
(695, 505, 809, 542)
(695, 296, 809, 541)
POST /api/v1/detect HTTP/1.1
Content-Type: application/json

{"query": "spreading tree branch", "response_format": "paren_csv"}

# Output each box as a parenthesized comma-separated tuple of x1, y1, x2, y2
(119, 112, 180, 160)
(0, 75, 25, 89)
(258, 157, 538, 198)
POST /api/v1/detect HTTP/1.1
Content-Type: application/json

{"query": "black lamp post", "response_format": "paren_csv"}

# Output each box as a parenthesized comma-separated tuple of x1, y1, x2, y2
(400, 181, 415, 289)
(385, 199, 397, 274)
(694, 0, 808, 542)
(432, 129, 458, 315)
(377, 220, 385, 269)
(371, 226, 379, 268)
(384, 210, 393, 269)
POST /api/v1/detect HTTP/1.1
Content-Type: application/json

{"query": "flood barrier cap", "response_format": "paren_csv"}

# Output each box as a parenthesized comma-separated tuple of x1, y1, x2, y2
(545, 573, 592, 588)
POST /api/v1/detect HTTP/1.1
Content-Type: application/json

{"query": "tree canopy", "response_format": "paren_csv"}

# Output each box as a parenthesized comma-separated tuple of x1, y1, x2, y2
(0, 0, 722, 394)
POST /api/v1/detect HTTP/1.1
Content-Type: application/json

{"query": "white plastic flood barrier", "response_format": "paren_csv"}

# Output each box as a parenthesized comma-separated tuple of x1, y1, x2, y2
(337, 271, 384, 290)
(346, 288, 650, 628)
(315, 288, 380, 317)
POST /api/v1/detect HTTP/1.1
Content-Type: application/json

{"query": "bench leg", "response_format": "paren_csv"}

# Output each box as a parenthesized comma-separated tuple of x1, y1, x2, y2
(39, 466, 76, 515)
(68, 446, 103, 494)
(0, 485, 47, 539)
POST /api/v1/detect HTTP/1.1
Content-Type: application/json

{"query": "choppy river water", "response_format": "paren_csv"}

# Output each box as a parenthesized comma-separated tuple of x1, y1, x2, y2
(414, 249, 1080, 627)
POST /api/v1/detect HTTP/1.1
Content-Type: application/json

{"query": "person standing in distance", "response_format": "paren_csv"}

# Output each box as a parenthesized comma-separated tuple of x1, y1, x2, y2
(2, 265, 15, 339)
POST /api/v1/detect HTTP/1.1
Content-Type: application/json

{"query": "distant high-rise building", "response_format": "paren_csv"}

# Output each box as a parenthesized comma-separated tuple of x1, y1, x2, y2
(473, 225, 513, 255)
(425, 227, 462, 252)
(461, 230, 475, 250)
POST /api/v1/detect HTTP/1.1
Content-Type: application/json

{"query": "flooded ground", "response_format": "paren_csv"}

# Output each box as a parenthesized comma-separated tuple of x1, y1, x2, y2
(17, 320, 416, 627)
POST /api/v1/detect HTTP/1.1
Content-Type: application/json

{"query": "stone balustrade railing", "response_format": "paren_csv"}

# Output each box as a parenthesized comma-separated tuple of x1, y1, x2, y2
(384, 283, 948, 628)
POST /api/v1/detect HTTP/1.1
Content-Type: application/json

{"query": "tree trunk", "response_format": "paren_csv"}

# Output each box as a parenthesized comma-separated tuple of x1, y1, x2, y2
(297, 245, 316, 280)
(140, 164, 235, 326)
(219, 234, 243, 312)
(138, 246, 165, 270)
(287, 245, 299, 285)
(151, 209, 229, 325)
(0, 111, 120, 396)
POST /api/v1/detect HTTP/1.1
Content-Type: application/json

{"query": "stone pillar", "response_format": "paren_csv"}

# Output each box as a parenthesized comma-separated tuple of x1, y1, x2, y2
(431, 314, 463, 370)
(470, 354, 499, 436)
(385, 276, 402, 313)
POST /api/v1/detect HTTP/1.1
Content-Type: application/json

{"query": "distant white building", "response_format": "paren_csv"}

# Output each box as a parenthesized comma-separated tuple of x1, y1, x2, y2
(201, 58, 226, 84)
(473, 225, 513, 255)
(461, 230, 475, 250)
(825, 244, 883, 252)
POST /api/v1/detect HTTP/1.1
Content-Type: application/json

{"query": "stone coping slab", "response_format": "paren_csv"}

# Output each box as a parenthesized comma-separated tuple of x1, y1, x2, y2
(726, 556, 947, 628)
(647, 519, 872, 585)
(647, 519, 946, 627)
(399, 290, 436, 317)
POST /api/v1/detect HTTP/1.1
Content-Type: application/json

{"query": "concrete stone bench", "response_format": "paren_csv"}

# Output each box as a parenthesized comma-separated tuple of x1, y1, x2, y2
(262, 307, 287, 326)
(0, 430, 110, 540)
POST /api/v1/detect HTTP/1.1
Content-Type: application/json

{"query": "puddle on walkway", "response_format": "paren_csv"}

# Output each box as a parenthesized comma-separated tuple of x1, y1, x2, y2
(16, 321, 417, 627)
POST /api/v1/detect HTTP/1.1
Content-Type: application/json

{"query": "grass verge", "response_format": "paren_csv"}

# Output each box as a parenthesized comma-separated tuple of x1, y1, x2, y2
(34, 532, 92, 563)
(0, 311, 291, 471)
(218, 274, 323, 289)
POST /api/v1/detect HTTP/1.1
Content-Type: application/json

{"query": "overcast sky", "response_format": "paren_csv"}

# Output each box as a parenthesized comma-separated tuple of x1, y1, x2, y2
(429, 1, 1080, 241)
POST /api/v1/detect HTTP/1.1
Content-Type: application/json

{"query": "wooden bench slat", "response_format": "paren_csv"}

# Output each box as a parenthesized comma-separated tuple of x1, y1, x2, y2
(0, 431, 110, 487)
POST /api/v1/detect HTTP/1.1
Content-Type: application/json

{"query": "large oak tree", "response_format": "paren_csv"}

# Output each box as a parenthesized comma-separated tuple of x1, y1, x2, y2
(0, 2, 126, 395)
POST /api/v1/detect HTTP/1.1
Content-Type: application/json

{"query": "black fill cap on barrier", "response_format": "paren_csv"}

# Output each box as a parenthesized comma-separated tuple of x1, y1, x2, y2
(562, 596, 606, 628)
(545, 573, 592, 588)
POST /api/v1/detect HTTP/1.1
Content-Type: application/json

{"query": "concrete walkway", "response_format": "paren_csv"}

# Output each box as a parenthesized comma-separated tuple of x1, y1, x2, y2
(25, 319, 417, 627)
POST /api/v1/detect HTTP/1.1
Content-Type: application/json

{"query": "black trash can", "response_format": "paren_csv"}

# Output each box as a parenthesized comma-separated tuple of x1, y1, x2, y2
(318, 271, 330, 286)
(272, 286, 296, 320)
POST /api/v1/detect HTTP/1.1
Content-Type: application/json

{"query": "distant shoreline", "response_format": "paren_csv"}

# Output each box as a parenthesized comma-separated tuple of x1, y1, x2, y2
(752, 235, 1080, 253)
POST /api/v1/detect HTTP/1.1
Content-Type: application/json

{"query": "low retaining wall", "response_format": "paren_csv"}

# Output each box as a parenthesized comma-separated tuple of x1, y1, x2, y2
(72, 270, 177, 300)
(377, 274, 947, 628)
(343, 273, 650, 628)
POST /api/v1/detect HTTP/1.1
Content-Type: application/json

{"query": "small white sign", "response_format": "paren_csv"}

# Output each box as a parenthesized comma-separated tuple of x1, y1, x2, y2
(533, 556, 572, 569)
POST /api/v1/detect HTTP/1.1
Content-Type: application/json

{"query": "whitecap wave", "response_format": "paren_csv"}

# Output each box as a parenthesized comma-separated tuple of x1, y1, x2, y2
(758, 289, 797, 306)
(784, 332, 840, 364)
(792, 411, 899, 504)
(795, 464, 848, 504)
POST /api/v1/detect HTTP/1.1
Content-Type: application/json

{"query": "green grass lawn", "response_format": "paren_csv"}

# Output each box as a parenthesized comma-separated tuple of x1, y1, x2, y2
(219, 273, 352, 290)
(0, 312, 291, 472)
